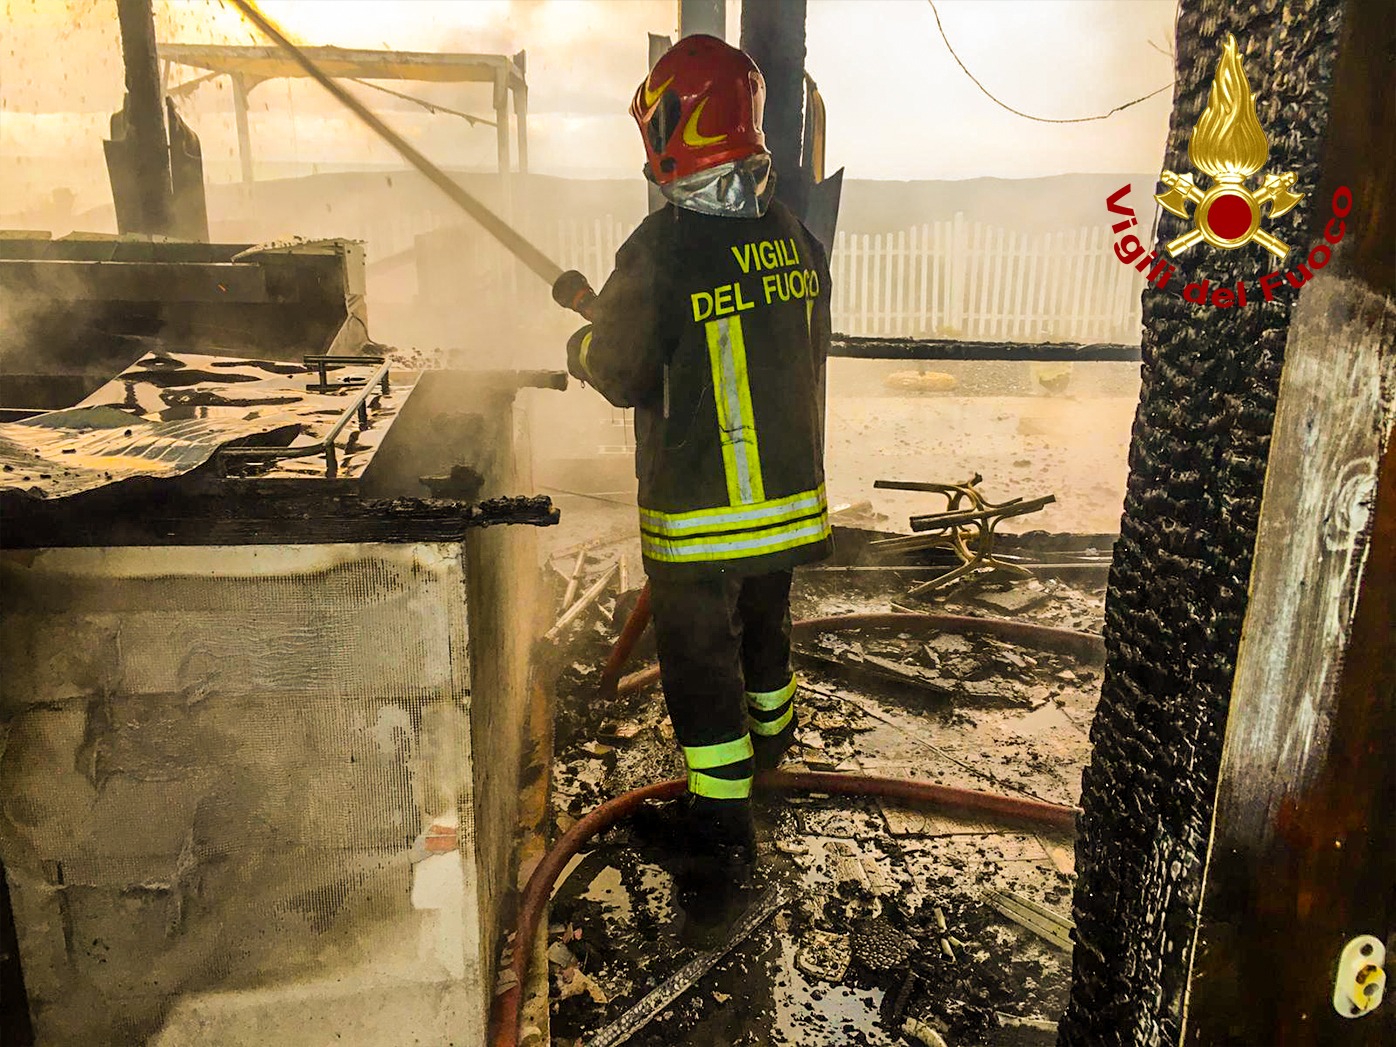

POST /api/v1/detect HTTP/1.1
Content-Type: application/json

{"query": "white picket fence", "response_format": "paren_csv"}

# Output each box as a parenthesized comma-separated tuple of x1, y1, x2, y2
(395, 210, 1142, 345)
(829, 217, 1142, 343)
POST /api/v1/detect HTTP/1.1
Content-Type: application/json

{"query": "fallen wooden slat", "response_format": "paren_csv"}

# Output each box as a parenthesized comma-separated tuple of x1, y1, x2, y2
(559, 546, 589, 609)
(982, 887, 1074, 951)
(545, 561, 618, 641)
(581, 887, 784, 1047)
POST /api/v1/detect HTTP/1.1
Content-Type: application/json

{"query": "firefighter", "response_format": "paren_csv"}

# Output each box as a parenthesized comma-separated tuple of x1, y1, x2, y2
(557, 35, 833, 897)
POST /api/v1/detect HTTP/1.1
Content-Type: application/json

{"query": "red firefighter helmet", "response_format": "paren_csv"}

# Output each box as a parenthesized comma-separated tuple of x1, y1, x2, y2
(630, 34, 767, 186)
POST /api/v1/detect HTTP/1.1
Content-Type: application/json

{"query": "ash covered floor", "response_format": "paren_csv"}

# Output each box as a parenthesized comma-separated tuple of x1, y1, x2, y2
(537, 542, 1103, 1047)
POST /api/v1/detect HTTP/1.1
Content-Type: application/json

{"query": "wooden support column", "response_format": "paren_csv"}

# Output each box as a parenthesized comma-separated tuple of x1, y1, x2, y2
(232, 73, 254, 184)
(512, 50, 528, 176)
(740, 0, 808, 218)
(114, 0, 172, 233)
(494, 67, 512, 211)
(1057, 1, 1376, 1042)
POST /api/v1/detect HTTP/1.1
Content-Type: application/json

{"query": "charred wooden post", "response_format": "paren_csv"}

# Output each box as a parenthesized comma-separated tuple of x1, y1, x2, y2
(740, 0, 810, 219)
(166, 98, 209, 241)
(513, 50, 529, 174)
(1058, 0, 1389, 1043)
(493, 65, 512, 208)
(1182, 0, 1396, 1040)
(0, 862, 32, 1047)
(110, 0, 173, 234)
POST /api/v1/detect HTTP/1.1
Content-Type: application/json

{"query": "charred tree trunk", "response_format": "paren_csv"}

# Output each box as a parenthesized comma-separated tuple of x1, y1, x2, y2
(1059, 0, 1365, 1043)
(740, 0, 809, 219)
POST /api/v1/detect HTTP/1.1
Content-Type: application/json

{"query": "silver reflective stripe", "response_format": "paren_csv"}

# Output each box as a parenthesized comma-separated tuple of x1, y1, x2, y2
(715, 319, 753, 502)
(639, 486, 825, 536)
(705, 316, 764, 505)
(641, 517, 831, 563)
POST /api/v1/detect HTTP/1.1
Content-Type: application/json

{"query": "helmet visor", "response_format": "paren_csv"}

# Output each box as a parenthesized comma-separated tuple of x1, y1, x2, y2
(644, 90, 683, 155)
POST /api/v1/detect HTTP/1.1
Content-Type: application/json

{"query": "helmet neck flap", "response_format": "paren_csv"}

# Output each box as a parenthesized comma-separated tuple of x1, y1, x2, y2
(656, 152, 775, 218)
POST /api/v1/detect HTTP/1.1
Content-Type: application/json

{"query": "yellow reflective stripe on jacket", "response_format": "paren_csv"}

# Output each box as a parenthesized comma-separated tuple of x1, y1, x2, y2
(705, 316, 765, 505)
(747, 673, 797, 711)
(640, 485, 825, 537)
(578, 330, 593, 375)
(642, 515, 831, 564)
(683, 735, 754, 771)
(688, 770, 753, 800)
(749, 704, 794, 737)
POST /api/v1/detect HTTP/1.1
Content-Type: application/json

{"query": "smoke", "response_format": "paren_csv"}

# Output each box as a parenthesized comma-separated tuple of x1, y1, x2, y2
(1, 0, 669, 222)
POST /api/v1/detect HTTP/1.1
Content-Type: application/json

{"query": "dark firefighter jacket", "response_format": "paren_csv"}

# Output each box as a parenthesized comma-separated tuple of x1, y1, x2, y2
(568, 199, 833, 579)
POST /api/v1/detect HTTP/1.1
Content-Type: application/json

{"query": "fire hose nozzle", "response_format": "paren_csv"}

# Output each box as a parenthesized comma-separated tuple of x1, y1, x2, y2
(552, 269, 597, 320)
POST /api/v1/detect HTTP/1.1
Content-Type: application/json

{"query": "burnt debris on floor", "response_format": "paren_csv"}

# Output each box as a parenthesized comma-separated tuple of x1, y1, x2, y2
(539, 539, 1106, 1047)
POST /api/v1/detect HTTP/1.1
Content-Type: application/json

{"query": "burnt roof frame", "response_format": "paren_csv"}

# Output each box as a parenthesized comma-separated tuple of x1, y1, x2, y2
(157, 43, 529, 186)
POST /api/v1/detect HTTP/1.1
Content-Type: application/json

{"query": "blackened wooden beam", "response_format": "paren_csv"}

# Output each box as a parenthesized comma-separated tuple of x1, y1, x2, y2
(0, 478, 559, 549)
(831, 335, 1141, 362)
(166, 98, 210, 241)
(679, 0, 725, 39)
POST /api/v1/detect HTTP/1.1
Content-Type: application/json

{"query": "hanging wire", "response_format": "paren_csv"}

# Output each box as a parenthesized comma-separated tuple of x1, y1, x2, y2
(926, 0, 1174, 124)
(345, 77, 496, 128)
(207, 0, 494, 127)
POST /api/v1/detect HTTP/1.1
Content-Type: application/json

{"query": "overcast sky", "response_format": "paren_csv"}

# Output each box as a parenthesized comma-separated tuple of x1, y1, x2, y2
(2, 0, 1177, 207)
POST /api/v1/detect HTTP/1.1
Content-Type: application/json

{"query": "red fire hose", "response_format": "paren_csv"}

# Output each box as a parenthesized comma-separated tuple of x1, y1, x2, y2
(596, 582, 652, 698)
(492, 587, 1094, 1046)
(603, 582, 1104, 698)
(489, 769, 1075, 1047)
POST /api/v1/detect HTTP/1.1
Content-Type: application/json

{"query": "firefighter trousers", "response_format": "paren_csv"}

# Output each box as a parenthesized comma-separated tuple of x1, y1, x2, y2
(648, 569, 799, 806)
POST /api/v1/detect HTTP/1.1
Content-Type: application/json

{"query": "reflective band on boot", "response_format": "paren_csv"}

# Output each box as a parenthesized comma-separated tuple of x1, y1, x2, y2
(682, 735, 754, 799)
(687, 770, 752, 799)
(747, 674, 797, 736)
(682, 735, 754, 770)
(749, 705, 793, 736)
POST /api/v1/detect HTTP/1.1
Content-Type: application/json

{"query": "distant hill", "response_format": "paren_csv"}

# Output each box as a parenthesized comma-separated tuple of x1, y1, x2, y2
(836, 172, 1156, 234)
(16, 169, 1158, 245)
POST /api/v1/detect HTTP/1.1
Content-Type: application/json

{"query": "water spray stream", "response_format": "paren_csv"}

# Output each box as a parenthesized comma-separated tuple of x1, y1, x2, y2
(226, 0, 595, 312)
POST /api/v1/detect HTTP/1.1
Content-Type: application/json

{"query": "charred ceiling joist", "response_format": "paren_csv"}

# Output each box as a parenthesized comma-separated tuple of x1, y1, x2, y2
(1062, 0, 1394, 1044)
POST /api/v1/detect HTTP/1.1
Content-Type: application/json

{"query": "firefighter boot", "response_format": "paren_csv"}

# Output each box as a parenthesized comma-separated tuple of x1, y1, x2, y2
(628, 793, 756, 872)
(674, 797, 757, 945)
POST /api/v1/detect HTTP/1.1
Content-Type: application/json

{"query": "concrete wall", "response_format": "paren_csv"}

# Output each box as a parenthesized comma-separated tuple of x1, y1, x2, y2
(0, 536, 529, 1045)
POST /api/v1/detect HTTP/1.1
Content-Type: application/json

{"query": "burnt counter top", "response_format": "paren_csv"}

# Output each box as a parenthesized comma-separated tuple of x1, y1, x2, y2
(0, 353, 566, 548)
